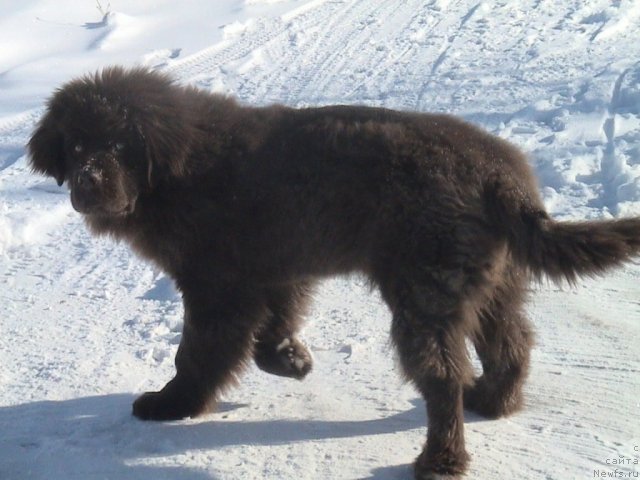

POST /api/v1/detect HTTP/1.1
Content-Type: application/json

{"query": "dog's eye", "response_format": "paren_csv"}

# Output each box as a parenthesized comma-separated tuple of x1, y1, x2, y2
(74, 144, 83, 153)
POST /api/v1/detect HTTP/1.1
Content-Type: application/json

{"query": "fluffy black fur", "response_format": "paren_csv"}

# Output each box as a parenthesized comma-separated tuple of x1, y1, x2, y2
(28, 67, 640, 479)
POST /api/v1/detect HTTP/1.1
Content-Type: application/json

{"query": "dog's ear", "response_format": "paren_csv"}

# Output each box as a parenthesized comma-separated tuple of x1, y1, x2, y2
(134, 103, 193, 187)
(28, 112, 66, 186)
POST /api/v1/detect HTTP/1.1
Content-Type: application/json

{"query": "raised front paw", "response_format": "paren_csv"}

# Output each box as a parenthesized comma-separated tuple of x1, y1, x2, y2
(254, 337, 313, 380)
(464, 376, 524, 420)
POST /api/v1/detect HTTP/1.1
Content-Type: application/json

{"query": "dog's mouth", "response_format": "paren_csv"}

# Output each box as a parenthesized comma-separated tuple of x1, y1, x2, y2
(70, 189, 136, 217)
(69, 165, 138, 217)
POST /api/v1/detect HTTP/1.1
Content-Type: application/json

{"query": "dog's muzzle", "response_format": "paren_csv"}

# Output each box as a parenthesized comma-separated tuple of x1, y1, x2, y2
(70, 165, 104, 213)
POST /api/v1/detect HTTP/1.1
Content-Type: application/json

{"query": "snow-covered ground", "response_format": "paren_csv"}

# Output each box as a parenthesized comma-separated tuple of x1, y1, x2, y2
(1, 0, 639, 479)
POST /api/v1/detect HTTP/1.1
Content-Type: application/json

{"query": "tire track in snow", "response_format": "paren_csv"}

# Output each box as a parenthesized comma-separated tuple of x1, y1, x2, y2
(263, 0, 471, 109)
(274, 0, 406, 105)
(416, 0, 481, 108)
(235, 0, 372, 104)
(286, 0, 434, 107)
(166, 16, 286, 85)
(226, 0, 412, 106)
(0, 110, 41, 172)
(431, 1, 480, 76)
(161, 0, 481, 110)
(165, 0, 343, 91)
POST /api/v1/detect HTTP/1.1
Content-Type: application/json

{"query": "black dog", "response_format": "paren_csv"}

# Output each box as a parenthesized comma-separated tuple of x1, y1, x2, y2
(28, 67, 640, 479)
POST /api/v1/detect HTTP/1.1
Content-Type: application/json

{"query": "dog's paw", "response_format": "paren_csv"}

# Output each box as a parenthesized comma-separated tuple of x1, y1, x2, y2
(254, 337, 313, 380)
(464, 377, 523, 419)
(133, 391, 187, 421)
(415, 473, 463, 480)
(132, 383, 211, 421)
(414, 448, 469, 480)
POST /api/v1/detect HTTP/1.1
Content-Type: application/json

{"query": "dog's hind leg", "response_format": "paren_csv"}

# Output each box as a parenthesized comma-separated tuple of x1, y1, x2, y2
(465, 272, 534, 419)
(383, 279, 474, 480)
(253, 281, 314, 380)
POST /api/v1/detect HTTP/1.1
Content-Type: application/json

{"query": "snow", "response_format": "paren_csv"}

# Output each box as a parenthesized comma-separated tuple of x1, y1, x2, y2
(0, 0, 639, 479)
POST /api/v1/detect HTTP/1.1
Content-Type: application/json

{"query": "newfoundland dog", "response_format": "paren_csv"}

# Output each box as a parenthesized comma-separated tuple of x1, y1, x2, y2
(28, 67, 640, 479)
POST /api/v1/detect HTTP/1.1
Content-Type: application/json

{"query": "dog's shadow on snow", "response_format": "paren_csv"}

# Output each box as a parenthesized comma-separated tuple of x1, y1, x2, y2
(0, 393, 487, 479)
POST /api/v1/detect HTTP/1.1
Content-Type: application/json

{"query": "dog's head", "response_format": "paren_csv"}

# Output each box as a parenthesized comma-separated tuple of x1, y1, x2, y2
(28, 67, 193, 217)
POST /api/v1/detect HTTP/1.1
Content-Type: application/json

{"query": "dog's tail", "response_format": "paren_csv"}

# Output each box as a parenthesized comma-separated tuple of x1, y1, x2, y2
(485, 179, 640, 284)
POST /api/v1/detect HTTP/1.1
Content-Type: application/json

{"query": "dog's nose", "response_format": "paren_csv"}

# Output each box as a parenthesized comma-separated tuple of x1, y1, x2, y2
(76, 169, 101, 189)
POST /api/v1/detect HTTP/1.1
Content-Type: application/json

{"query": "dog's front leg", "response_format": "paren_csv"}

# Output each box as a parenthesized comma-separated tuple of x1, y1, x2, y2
(133, 284, 267, 421)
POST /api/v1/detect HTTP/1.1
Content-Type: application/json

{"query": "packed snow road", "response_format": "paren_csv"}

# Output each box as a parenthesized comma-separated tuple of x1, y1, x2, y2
(1, 0, 639, 479)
